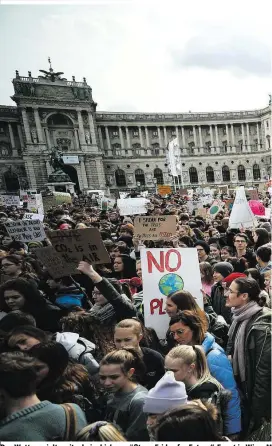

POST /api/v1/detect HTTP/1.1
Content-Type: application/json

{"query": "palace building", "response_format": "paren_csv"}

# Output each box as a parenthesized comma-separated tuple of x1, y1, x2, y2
(0, 63, 271, 194)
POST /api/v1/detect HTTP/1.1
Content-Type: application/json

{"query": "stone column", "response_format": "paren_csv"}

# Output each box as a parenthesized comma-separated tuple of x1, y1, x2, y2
(241, 123, 245, 150)
(256, 123, 261, 150)
(105, 126, 111, 150)
(145, 126, 150, 148)
(231, 124, 236, 153)
(8, 123, 18, 156)
(215, 125, 219, 148)
(45, 128, 52, 148)
(246, 123, 251, 151)
(158, 127, 163, 147)
(225, 124, 230, 146)
(21, 108, 31, 143)
(87, 111, 97, 145)
(45, 160, 53, 176)
(80, 157, 88, 189)
(193, 126, 197, 147)
(25, 158, 37, 188)
(139, 126, 144, 147)
(125, 127, 131, 148)
(33, 108, 44, 143)
(98, 127, 104, 151)
(198, 125, 203, 148)
(163, 126, 168, 146)
(74, 128, 80, 151)
(175, 126, 180, 146)
(210, 125, 214, 147)
(119, 126, 125, 149)
(181, 126, 186, 148)
(17, 124, 24, 149)
(76, 109, 86, 147)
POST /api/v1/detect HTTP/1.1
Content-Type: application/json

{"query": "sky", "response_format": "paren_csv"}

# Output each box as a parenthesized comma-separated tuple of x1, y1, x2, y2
(0, 0, 271, 113)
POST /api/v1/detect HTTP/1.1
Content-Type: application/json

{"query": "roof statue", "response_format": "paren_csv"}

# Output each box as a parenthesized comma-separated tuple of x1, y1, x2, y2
(39, 57, 66, 82)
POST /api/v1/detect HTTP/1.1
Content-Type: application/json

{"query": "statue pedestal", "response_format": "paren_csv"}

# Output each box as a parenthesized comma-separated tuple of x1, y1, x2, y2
(46, 182, 75, 194)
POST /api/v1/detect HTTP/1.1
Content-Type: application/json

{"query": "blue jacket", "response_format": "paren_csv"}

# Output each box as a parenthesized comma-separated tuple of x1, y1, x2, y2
(202, 332, 241, 435)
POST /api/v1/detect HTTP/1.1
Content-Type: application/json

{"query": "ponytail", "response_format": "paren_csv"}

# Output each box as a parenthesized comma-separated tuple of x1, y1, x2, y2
(100, 347, 146, 382)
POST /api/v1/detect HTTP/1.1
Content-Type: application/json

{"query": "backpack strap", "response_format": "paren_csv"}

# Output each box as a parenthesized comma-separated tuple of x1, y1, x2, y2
(61, 403, 77, 440)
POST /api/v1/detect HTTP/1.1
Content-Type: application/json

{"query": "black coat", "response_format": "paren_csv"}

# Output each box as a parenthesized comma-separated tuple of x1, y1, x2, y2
(210, 282, 232, 325)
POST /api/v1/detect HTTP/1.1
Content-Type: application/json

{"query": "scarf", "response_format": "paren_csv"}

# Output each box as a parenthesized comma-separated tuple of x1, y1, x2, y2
(228, 301, 261, 382)
(88, 293, 130, 324)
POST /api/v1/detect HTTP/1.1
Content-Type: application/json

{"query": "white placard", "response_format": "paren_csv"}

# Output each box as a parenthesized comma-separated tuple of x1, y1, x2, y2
(23, 193, 44, 214)
(0, 195, 20, 207)
(23, 213, 44, 222)
(5, 220, 46, 242)
(229, 186, 258, 229)
(141, 248, 203, 339)
(117, 198, 149, 216)
(62, 155, 79, 164)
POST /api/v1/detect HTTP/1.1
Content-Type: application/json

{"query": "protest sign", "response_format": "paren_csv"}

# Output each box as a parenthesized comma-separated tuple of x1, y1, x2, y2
(35, 246, 75, 279)
(0, 195, 20, 207)
(99, 197, 116, 211)
(157, 185, 172, 196)
(187, 200, 202, 214)
(177, 187, 188, 196)
(134, 215, 176, 240)
(25, 194, 44, 214)
(225, 199, 234, 210)
(47, 228, 110, 273)
(207, 200, 223, 218)
(247, 189, 259, 201)
(5, 220, 46, 242)
(119, 192, 129, 199)
(42, 192, 72, 211)
(229, 186, 258, 229)
(248, 200, 265, 216)
(195, 208, 207, 218)
(141, 248, 203, 339)
(117, 198, 149, 216)
(23, 213, 44, 222)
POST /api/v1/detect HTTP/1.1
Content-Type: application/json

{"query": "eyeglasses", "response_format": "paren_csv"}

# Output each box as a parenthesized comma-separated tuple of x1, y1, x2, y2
(170, 328, 185, 337)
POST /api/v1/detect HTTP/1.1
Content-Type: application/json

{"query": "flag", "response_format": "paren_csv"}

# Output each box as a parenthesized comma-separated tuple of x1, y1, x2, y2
(229, 186, 258, 229)
(167, 137, 181, 177)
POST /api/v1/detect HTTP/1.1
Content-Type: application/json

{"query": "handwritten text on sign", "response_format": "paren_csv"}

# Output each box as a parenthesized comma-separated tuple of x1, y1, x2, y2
(0, 195, 20, 207)
(47, 228, 110, 273)
(134, 215, 176, 240)
(5, 220, 46, 242)
(141, 248, 203, 339)
(117, 198, 149, 216)
(35, 246, 75, 279)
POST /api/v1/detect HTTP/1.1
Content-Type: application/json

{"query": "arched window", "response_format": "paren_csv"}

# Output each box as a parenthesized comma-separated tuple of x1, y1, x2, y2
(238, 165, 246, 181)
(48, 113, 73, 126)
(154, 168, 164, 185)
(253, 164, 261, 180)
(206, 166, 214, 183)
(115, 169, 126, 187)
(135, 168, 145, 186)
(189, 167, 198, 184)
(222, 165, 230, 182)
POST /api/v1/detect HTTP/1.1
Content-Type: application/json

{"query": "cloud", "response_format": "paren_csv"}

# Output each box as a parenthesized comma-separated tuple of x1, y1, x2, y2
(171, 29, 271, 77)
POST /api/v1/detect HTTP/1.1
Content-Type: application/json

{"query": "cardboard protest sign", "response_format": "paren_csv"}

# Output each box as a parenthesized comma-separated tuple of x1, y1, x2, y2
(5, 220, 46, 242)
(117, 198, 149, 216)
(207, 200, 223, 218)
(134, 215, 176, 240)
(0, 195, 20, 207)
(23, 213, 44, 222)
(247, 189, 259, 201)
(195, 208, 207, 218)
(35, 246, 75, 279)
(47, 228, 110, 273)
(229, 186, 258, 229)
(141, 248, 203, 339)
(158, 185, 172, 196)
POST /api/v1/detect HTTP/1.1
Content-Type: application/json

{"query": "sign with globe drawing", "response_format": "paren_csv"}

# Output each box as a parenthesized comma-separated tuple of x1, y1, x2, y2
(141, 248, 203, 339)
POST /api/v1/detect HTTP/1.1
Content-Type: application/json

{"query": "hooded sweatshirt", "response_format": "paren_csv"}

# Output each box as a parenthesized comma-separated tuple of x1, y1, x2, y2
(55, 332, 99, 375)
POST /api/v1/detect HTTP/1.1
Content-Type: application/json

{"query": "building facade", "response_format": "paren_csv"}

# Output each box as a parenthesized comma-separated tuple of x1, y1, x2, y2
(0, 66, 271, 194)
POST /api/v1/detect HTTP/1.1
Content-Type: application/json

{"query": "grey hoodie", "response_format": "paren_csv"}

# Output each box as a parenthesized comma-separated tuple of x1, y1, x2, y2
(55, 332, 99, 375)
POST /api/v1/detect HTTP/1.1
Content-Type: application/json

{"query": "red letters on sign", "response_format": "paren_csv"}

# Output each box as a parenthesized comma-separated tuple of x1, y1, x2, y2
(147, 249, 182, 273)
(150, 298, 166, 315)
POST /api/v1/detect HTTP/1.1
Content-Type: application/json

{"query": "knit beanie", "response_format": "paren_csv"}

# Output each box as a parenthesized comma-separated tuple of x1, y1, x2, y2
(143, 371, 188, 414)
(222, 272, 246, 286)
(213, 261, 234, 278)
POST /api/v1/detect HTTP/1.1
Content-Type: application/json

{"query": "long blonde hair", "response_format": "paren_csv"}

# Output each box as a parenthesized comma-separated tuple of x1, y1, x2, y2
(76, 421, 126, 441)
(167, 345, 222, 391)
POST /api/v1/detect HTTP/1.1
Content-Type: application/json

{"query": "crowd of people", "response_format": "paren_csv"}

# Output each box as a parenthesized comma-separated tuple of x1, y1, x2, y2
(0, 188, 270, 442)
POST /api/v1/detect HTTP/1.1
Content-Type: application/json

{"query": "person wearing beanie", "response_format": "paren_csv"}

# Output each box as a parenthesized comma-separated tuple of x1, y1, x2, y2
(210, 262, 234, 325)
(222, 272, 247, 289)
(143, 371, 188, 439)
(195, 241, 217, 266)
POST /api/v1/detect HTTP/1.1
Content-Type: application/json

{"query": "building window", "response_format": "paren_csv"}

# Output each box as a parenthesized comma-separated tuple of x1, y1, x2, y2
(189, 130, 193, 137)
(267, 121, 269, 128)
(189, 167, 198, 183)
(153, 131, 158, 137)
(0, 127, 5, 134)
(112, 143, 121, 156)
(206, 129, 210, 136)
(238, 165, 246, 181)
(206, 166, 215, 183)
(112, 131, 118, 137)
(135, 168, 145, 185)
(133, 131, 139, 137)
(253, 164, 261, 180)
(223, 128, 227, 135)
(171, 131, 176, 136)
(115, 169, 126, 187)
(222, 165, 230, 182)
(154, 168, 164, 185)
